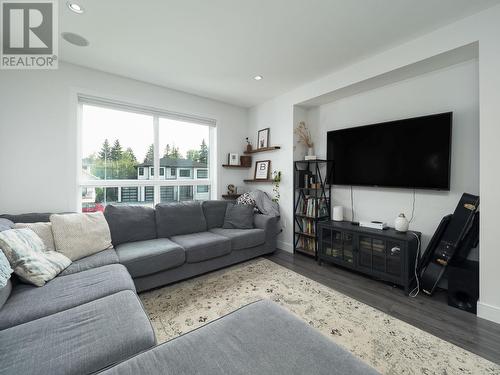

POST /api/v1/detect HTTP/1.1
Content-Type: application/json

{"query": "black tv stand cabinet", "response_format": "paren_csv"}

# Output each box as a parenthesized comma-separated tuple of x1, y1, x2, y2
(318, 221, 421, 295)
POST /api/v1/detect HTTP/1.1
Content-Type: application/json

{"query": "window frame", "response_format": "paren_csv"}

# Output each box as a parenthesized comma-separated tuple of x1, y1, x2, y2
(77, 95, 217, 210)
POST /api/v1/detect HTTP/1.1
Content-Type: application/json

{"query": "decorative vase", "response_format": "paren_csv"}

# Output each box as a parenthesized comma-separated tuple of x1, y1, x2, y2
(246, 144, 252, 152)
(307, 147, 314, 156)
(394, 213, 409, 232)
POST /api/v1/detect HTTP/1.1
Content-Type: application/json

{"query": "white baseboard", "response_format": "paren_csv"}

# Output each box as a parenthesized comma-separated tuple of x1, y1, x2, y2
(477, 301, 500, 324)
(277, 240, 293, 253)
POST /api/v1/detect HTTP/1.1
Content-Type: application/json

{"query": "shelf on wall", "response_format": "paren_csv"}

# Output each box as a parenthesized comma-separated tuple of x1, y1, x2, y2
(244, 146, 281, 154)
(221, 164, 251, 169)
(243, 179, 274, 183)
(221, 194, 242, 199)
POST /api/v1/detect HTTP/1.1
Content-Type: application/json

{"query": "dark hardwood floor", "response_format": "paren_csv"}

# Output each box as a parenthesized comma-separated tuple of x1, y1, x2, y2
(265, 250, 500, 365)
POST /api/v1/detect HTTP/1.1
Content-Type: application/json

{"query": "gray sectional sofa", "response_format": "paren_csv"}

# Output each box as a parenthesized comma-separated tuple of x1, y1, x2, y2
(0, 201, 377, 375)
(0, 200, 278, 374)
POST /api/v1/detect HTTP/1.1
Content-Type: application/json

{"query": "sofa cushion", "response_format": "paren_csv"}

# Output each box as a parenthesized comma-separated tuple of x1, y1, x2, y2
(58, 249, 119, 277)
(209, 228, 266, 250)
(0, 290, 156, 375)
(202, 200, 228, 229)
(98, 299, 379, 375)
(13, 222, 56, 251)
(0, 228, 71, 287)
(104, 204, 157, 246)
(116, 238, 185, 278)
(155, 201, 207, 238)
(0, 213, 52, 223)
(0, 264, 135, 330)
(222, 203, 255, 229)
(0, 279, 12, 310)
(171, 232, 231, 263)
(51, 212, 113, 261)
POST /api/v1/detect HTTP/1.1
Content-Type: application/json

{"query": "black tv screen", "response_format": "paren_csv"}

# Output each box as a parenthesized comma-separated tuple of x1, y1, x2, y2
(327, 112, 452, 190)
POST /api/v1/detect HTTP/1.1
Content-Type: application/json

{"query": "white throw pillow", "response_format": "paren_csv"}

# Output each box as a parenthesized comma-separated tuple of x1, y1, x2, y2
(50, 212, 113, 261)
(0, 228, 71, 287)
(14, 222, 56, 251)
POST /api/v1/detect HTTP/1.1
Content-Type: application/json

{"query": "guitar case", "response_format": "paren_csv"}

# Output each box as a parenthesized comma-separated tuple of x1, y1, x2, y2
(419, 193, 479, 296)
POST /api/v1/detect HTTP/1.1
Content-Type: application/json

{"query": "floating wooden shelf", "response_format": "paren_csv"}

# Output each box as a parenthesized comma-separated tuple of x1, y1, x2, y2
(243, 179, 274, 183)
(244, 146, 281, 154)
(222, 164, 251, 169)
(221, 194, 242, 199)
(243, 178, 274, 183)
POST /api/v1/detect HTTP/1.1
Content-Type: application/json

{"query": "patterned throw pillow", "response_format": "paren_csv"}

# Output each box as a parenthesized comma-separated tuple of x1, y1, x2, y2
(0, 228, 71, 287)
(14, 222, 56, 251)
(236, 192, 256, 207)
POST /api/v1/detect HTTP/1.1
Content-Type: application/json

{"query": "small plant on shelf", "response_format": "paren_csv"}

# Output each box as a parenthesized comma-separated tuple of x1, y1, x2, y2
(272, 170, 282, 203)
(245, 137, 252, 152)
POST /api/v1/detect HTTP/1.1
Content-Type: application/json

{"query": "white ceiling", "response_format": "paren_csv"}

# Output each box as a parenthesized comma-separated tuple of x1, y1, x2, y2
(60, 0, 500, 107)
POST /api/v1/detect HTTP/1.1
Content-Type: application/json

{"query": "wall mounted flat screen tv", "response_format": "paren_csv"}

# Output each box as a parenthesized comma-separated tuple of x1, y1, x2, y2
(327, 112, 452, 190)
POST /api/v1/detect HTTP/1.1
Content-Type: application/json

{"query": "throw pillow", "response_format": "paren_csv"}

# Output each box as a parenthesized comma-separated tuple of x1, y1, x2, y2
(14, 222, 55, 251)
(222, 204, 254, 229)
(50, 212, 113, 261)
(0, 250, 13, 288)
(0, 228, 71, 287)
(236, 192, 256, 207)
(0, 218, 14, 232)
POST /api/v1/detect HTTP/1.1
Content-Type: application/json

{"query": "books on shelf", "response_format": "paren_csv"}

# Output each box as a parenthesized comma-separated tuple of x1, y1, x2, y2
(297, 236, 316, 253)
(296, 196, 329, 218)
(300, 218, 315, 235)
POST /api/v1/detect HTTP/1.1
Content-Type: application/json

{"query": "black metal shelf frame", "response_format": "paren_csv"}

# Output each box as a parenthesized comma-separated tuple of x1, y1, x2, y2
(293, 160, 334, 259)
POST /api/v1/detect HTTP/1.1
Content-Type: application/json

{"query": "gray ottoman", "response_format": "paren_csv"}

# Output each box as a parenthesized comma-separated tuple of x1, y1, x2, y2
(99, 299, 379, 374)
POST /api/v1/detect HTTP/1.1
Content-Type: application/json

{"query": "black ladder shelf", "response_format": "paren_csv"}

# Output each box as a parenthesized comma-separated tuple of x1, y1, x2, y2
(293, 160, 333, 259)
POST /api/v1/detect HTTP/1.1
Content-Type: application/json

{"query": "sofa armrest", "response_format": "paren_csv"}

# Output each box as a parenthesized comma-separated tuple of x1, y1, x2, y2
(254, 214, 279, 251)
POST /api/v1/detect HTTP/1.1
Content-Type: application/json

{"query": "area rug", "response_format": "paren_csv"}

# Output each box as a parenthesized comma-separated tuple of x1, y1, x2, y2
(140, 258, 499, 375)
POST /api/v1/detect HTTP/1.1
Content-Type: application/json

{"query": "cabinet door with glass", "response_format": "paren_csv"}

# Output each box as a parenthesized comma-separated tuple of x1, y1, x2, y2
(320, 228, 354, 266)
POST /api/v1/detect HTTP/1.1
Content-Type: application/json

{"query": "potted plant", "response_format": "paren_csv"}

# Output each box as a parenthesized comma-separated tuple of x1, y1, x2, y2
(272, 170, 282, 203)
(245, 137, 252, 152)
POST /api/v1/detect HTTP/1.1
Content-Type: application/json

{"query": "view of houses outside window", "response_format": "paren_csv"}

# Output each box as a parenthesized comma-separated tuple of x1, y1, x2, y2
(80, 103, 211, 212)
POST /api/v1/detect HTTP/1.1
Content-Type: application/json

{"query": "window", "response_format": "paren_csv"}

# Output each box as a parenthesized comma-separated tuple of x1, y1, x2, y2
(79, 98, 215, 211)
(197, 169, 208, 179)
(197, 185, 209, 193)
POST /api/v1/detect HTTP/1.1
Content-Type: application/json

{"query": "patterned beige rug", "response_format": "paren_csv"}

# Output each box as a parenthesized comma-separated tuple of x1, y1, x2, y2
(140, 258, 499, 375)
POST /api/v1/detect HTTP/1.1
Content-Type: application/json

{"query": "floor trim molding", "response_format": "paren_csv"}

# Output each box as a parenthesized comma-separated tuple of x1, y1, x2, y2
(277, 240, 292, 252)
(478, 301, 500, 324)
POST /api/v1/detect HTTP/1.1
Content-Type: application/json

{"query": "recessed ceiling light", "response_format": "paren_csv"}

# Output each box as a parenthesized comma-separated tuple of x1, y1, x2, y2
(61, 32, 89, 47)
(254, 75, 263, 81)
(67, 2, 84, 14)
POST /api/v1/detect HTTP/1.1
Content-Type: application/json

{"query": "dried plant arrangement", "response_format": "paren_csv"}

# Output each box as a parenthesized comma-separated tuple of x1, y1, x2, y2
(294, 121, 313, 148)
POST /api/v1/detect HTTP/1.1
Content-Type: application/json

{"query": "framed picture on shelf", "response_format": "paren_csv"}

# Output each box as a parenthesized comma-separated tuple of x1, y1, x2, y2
(257, 128, 269, 149)
(254, 160, 270, 180)
(228, 153, 239, 165)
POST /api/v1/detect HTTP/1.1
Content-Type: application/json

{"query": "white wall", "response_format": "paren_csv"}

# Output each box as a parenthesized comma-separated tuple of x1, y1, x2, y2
(248, 5, 500, 323)
(0, 62, 248, 214)
(308, 59, 479, 251)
